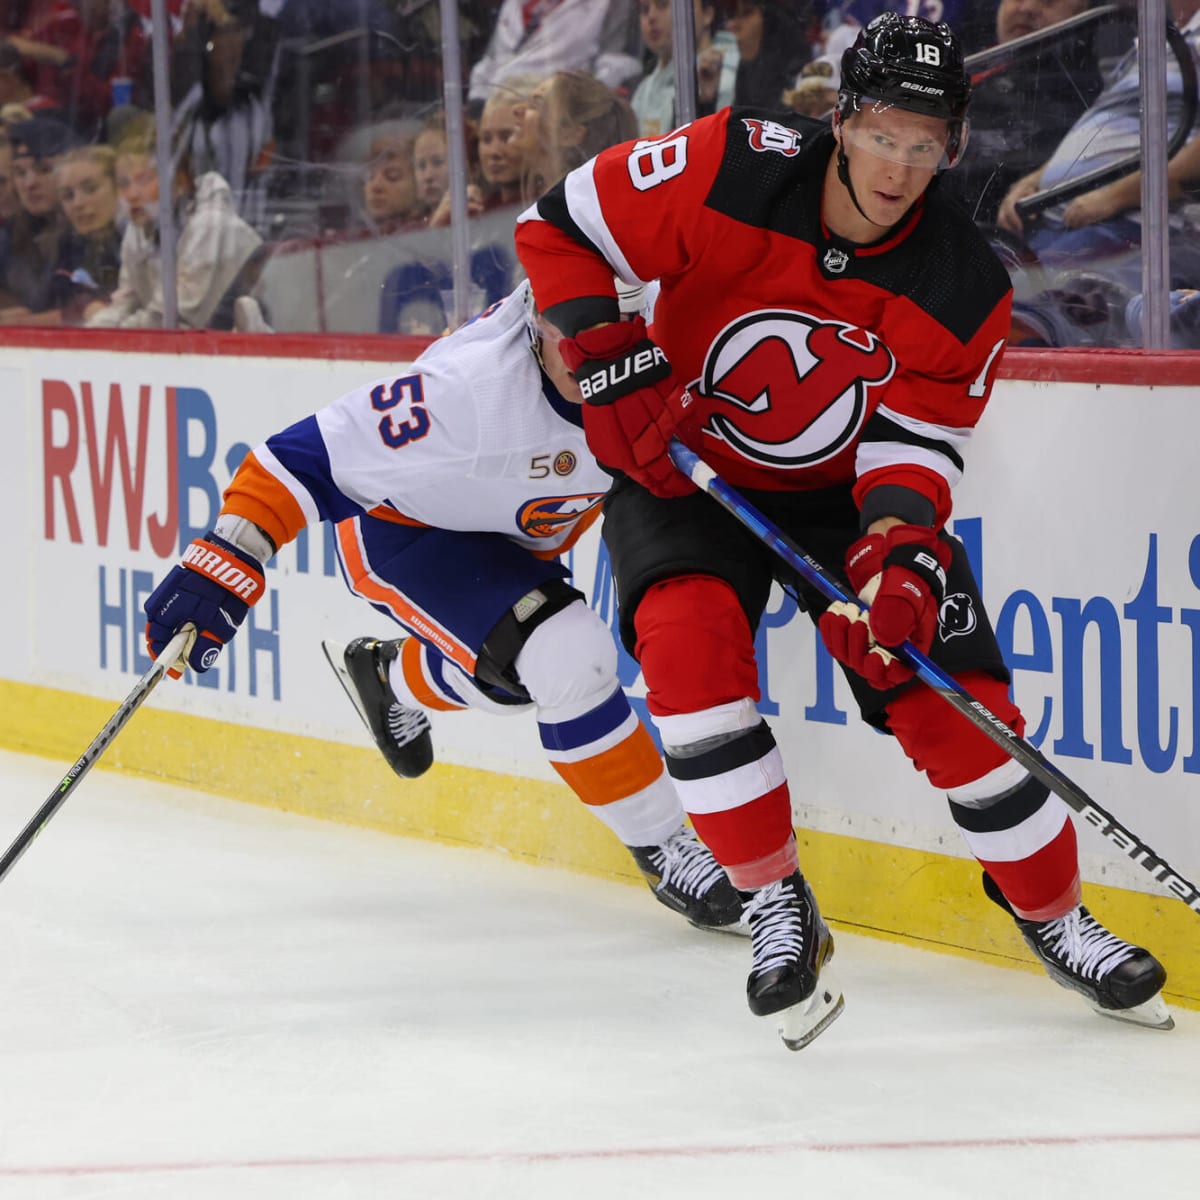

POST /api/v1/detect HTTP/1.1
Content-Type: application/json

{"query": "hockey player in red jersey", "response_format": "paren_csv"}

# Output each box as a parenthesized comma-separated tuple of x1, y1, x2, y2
(515, 12, 1171, 1048)
(141, 282, 746, 938)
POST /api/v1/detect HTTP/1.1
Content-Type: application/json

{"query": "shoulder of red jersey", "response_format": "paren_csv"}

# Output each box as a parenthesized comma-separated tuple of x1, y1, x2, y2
(700, 118, 1013, 349)
(880, 187, 1014, 348)
(519, 108, 1011, 350)
(519, 108, 828, 331)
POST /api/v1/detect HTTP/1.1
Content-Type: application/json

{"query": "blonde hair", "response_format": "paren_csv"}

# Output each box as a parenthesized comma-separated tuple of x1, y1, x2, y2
(551, 72, 638, 168)
(481, 74, 544, 115)
(0, 102, 30, 128)
(522, 72, 637, 202)
(56, 143, 117, 184)
(113, 111, 156, 161)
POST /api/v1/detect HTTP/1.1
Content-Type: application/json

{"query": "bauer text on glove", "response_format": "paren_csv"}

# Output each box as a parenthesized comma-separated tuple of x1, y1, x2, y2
(559, 316, 695, 499)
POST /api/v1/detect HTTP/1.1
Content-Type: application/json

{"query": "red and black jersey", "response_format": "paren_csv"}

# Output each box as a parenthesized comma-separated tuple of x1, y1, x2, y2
(514, 109, 1013, 528)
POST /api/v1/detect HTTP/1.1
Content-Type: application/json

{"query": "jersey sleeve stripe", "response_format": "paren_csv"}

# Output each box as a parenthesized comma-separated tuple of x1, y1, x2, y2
(521, 188, 604, 262)
(254, 443, 323, 525)
(855, 441, 963, 491)
(221, 449, 312, 551)
(549, 158, 640, 285)
(265, 415, 365, 527)
(861, 407, 970, 473)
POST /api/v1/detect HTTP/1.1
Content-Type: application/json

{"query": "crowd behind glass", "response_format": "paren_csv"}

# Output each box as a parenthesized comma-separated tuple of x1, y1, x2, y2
(0, 0, 1193, 349)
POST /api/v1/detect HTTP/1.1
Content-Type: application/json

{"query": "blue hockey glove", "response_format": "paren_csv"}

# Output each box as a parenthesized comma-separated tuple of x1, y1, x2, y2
(144, 533, 266, 673)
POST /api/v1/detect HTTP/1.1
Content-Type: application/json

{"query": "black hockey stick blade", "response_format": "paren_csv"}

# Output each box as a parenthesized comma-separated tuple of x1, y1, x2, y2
(668, 439, 1200, 920)
(0, 626, 195, 885)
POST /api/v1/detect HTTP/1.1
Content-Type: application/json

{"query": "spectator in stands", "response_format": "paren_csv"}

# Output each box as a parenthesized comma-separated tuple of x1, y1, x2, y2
(412, 116, 453, 223)
(171, 0, 281, 233)
(467, 0, 642, 104)
(783, 54, 839, 118)
(720, 0, 813, 109)
(379, 73, 638, 337)
(7, 0, 148, 140)
(941, 0, 1099, 225)
(413, 117, 449, 219)
(631, 0, 738, 137)
(52, 142, 120, 323)
(516, 70, 639, 203)
(477, 77, 538, 209)
(0, 114, 73, 321)
(359, 129, 421, 234)
(997, 0, 1200, 287)
(416, 113, 488, 228)
(86, 112, 261, 328)
(0, 100, 31, 130)
(0, 36, 55, 115)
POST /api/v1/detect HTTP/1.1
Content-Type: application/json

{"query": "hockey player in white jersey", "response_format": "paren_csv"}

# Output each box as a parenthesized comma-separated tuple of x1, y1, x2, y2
(143, 282, 745, 934)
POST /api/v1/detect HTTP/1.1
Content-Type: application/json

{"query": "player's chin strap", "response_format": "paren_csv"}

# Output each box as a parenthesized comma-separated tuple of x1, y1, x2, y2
(834, 140, 874, 227)
(665, 437, 1200, 923)
(832, 109, 881, 228)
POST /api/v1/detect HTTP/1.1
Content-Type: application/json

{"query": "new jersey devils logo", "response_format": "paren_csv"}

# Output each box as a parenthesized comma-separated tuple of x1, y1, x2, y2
(939, 593, 978, 641)
(695, 309, 895, 469)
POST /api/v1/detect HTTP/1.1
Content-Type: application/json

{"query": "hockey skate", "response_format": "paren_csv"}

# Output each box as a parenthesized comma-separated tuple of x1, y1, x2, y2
(982, 872, 1173, 1030)
(629, 825, 746, 934)
(743, 871, 844, 1050)
(322, 638, 434, 779)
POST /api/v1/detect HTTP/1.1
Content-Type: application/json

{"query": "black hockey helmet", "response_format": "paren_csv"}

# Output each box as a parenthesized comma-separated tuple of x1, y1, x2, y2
(838, 12, 971, 165)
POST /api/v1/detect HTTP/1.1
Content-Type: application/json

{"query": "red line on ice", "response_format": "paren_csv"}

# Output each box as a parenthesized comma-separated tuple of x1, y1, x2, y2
(4, 1130, 1200, 1177)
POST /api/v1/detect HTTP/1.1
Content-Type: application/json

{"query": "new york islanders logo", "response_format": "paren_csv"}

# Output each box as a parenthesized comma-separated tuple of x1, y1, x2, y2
(742, 119, 802, 157)
(694, 309, 895, 469)
(516, 493, 605, 538)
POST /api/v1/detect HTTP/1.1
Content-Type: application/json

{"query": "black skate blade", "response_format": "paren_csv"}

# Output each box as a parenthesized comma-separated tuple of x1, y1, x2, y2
(1094, 992, 1175, 1031)
(321, 639, 375, 735)
(775, 968, 845, 1051)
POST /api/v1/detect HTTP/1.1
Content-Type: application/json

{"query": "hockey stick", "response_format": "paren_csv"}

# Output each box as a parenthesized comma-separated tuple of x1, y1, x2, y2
(668, 439, 1200, 919)
(0, 626, 195, 885)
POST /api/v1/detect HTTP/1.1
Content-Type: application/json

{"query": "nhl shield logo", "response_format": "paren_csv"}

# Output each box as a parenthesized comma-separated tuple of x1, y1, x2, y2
(823, 247, 850, 274)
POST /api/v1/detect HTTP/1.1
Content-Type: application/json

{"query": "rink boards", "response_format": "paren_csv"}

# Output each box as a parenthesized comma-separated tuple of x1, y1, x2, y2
(0, 332, 1197, 1009)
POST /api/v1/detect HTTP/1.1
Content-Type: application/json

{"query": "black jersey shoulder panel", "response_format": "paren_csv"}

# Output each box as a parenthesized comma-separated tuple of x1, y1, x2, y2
(704, 108, 828, 244)
(703, 113, 1013, 346)
(864, 189, 1014, 345)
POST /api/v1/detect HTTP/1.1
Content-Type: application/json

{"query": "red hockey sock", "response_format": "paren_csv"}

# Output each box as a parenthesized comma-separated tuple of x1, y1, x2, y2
(688, 784, 798, 889)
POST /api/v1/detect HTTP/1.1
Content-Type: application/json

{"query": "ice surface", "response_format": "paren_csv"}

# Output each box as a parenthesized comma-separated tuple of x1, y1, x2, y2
(1, 748, 1195, 1199)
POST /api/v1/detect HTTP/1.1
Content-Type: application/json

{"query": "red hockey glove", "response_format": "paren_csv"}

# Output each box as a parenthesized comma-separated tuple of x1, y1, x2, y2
(818, 524, 951, 689)
(559, 317, 695, 499)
